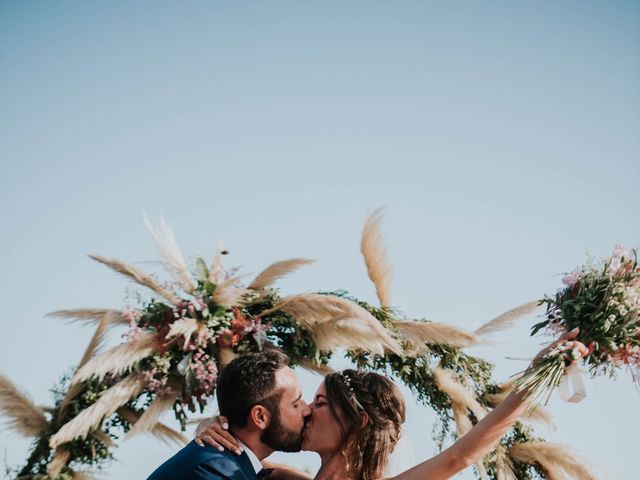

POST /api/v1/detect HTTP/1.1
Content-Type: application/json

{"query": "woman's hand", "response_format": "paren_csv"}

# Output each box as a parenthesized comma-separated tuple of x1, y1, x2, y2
(532, 327, 589, 367)
(194, 415, 244, 455)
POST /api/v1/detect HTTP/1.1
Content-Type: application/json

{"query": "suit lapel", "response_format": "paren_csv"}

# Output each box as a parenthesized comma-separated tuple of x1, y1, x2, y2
(236, 451, 258, 480)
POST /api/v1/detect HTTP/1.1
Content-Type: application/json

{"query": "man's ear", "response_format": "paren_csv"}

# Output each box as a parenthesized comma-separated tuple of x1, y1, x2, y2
(249, 404, 271, 431)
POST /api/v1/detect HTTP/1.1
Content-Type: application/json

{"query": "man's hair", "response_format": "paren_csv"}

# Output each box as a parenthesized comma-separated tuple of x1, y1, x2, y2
(216, 350, 290, 428)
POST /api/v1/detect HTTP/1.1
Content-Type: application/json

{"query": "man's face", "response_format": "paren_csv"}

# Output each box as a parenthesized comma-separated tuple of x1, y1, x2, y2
(261, 366, 310, 452)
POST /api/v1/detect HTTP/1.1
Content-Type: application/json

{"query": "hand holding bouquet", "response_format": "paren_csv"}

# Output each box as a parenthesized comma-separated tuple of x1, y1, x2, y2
(515, 245, 640, 406)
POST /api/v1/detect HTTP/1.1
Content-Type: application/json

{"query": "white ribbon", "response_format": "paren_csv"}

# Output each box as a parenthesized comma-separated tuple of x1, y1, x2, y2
(558, 363, 586, 402)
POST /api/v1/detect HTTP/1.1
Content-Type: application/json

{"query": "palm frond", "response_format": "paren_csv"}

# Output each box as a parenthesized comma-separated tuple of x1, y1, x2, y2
(360, 209, 393, 308)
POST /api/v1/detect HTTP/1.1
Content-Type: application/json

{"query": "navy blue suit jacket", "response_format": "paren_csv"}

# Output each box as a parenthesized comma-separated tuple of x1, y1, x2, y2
(147, 440, 258, 480)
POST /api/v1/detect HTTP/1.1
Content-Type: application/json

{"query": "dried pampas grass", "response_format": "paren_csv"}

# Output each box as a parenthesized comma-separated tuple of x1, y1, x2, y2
(166, 317, 199, 350)
(58, 314, 113, 420)
(394, 320, 481, 350)
(361, 209, 393, 308)
(485, 388, 556, 431)
(126, 389, 177, 439)
(77, 314, 111, 370)
(118, 407, 188, 446)
(509, 442, 599, 480)
(218, 346, 237, 367)
(433, 368, 489, 480)
(208, 242, 227, 284)
(297, 358, 334, 375)
(495, 445, 517, 480)
(309, 318, 392, 355)
(72, 333, 156, 384)
(269, 293, 402, 355)
(47, 448, 71, 477)
(433, 368, 486, 422)
(0, 374, 49, 438)
(90, 255, 181, 305)
(144, 214, 197, 293)
(249, 258, 314, 290)
(212, 276, 248, 307)
(48, 309, 127, 326)
(475, 301, 540, 337)
(72, 471, 95, 480)
(92, 429, 114, 447)
(50, 374, 146, 449)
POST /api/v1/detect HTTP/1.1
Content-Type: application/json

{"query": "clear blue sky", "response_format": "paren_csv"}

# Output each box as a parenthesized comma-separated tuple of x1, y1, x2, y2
(1, 1, 639, 478)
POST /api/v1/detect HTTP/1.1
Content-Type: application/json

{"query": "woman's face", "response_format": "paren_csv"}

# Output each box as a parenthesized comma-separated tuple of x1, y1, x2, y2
(301, 381, 346, 454)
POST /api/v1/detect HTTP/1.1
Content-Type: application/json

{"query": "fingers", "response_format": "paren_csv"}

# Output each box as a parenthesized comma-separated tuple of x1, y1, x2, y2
(195, 422, 243, 455)
(198, 433, 225, 452)
(211, 425, 243, 453)
(558, 340, 589, 365)
(218, 415, 229, 430)
(558, 327, 580, 342)
(194, 417, 215, 438)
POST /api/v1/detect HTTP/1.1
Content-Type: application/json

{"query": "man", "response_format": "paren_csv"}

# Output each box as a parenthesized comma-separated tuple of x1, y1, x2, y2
(147, 350, 310, 479)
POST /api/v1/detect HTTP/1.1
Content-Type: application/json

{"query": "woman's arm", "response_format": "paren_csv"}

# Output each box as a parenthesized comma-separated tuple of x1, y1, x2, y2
(388, 329, 587, 480)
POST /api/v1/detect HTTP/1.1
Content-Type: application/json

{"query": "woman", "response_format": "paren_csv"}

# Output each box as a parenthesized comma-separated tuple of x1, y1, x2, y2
(198, 328, 588, 480)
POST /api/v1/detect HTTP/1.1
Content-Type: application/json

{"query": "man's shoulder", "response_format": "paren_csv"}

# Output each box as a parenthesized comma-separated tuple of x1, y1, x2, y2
(147, 440, 256, 480)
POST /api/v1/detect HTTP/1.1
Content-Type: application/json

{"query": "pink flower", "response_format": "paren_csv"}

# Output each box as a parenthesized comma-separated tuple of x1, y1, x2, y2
(610, 245, 635, 274)
(562, 268, 581, 287)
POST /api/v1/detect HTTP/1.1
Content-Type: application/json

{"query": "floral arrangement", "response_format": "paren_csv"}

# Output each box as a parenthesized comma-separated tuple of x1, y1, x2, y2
(0, 213, 599, 480)
(515, 245, 640, 405)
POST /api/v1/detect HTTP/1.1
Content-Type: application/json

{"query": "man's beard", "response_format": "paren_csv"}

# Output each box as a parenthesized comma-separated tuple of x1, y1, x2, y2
(261, 408, 305, 452)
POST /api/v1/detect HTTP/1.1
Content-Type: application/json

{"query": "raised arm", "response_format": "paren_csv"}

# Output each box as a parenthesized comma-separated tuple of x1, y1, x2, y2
(388, 329, 588, 480)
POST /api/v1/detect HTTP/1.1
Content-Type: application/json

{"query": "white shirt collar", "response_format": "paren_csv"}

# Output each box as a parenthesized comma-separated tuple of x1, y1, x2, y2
(237, 439, 262, 474)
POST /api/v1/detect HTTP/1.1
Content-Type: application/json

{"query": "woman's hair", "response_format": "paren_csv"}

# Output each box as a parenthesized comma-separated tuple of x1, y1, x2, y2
(324, 369, 406, 480)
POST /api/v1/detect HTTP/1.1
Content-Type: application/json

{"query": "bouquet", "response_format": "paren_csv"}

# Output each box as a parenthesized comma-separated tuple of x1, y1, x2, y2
(515, 245, 640, 405)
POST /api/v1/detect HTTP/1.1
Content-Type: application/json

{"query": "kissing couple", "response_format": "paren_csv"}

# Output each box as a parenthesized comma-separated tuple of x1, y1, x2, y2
(147, 329, 587, 480)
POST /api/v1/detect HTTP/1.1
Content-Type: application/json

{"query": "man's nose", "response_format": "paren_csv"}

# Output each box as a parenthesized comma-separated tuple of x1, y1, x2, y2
(301, 400, 311, 418)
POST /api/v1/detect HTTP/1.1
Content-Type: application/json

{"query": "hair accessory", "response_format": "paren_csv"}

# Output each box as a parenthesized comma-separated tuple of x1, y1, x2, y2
(339, 370, 365, 411)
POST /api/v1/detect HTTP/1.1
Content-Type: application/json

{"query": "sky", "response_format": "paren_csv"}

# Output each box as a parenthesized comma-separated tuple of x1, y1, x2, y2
(1, 1, 639, 478)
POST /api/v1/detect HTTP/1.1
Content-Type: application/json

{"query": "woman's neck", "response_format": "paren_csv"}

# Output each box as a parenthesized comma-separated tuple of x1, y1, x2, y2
(314, 450, 354, 480)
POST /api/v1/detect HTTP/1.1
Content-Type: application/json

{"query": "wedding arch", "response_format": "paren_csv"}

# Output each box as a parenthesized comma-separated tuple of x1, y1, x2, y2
(0, 211, 595, 479)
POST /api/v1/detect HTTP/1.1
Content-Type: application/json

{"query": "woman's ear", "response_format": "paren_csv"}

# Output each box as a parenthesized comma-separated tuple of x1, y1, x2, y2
(359, 411, 369, 428)
(249, 404, 271, 431)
